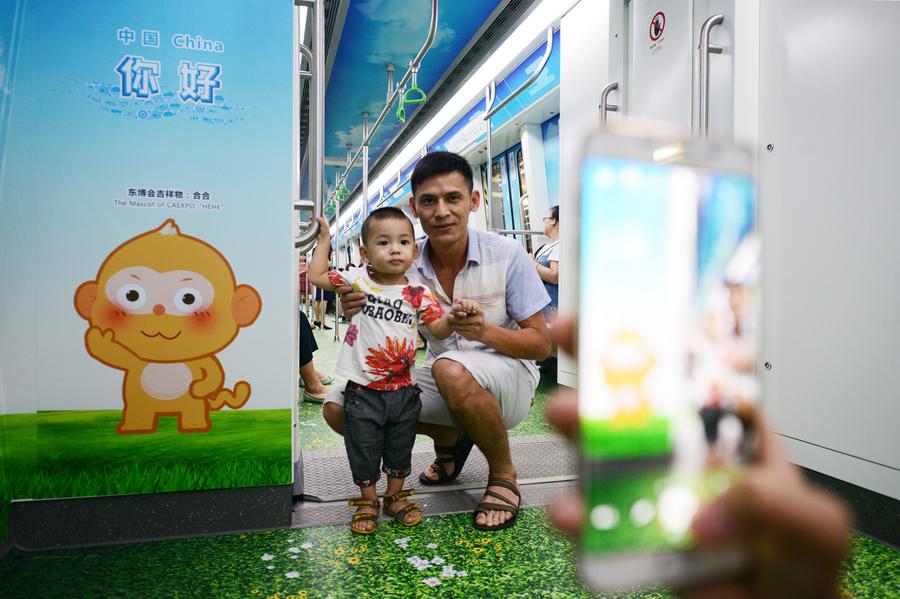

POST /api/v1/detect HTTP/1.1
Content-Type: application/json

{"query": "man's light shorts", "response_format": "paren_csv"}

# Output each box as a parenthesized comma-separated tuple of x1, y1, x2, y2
(324, 350, 537, 429)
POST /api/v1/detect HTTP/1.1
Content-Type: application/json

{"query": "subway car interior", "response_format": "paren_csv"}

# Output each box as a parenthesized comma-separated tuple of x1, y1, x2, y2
(0, 0, 897, 597)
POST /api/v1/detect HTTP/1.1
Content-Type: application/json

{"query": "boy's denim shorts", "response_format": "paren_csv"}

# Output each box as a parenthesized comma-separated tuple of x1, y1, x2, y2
(342, 381, 422, 487)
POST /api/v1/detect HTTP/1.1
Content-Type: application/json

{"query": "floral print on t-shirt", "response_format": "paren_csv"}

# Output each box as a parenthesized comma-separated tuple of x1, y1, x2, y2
(326, 266, 445, 390)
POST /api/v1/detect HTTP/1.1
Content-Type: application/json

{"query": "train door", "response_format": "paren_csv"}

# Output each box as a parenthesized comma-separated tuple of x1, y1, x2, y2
(606, 0, 736, 139)
(482, 144, 531, 251)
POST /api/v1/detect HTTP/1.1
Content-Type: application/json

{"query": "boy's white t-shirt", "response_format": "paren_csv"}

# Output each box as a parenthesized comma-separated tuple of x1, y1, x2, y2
(327, 266, 445, 391)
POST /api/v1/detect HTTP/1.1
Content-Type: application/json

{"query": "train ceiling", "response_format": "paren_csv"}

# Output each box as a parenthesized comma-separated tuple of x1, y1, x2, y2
(320, 0, 504, 198)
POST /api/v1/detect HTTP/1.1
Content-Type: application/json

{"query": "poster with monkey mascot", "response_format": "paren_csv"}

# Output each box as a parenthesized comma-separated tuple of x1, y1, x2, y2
(74, 219, 262, 434)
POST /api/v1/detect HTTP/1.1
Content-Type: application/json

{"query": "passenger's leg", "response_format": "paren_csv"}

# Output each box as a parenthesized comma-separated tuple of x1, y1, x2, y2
(431, 358, 519, 528)
(343, 385, 385, 533)
(382, 386, 422, 525)
(313, 299, 322, 327)
(413, 366, 465, 480)
(298, 311, 327, 395)
(323, 399, 344, 434)
(300, 361, 327, 395)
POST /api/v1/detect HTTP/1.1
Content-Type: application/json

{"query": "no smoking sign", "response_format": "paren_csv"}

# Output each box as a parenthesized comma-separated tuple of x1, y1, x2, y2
(649, 11, 666, 41)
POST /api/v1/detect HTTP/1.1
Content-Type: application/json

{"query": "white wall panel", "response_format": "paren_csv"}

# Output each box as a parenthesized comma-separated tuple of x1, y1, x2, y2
(558, 0, 618, 387)
(759, 0, 900, 498)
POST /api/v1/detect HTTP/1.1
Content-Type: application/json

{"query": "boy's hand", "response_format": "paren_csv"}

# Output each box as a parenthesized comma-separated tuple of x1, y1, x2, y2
(447, 300, 486, 342)
(451, 298, 480, 318)
(315, 216, 331, 243)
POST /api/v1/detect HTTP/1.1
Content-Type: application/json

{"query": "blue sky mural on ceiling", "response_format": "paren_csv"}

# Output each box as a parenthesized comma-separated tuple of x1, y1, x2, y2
(324, 0, 501, 197)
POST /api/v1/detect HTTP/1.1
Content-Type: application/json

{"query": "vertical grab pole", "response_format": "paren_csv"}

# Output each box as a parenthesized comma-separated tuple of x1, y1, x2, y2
(334, 162, 345, 342)
(362, 112, 370, 221)
(313, 0, 324, 229)
(305, 250, 312, 318)
(698, 14, 724, 138)
(386, 64, 395, 104)
(484, 82, 496, 231)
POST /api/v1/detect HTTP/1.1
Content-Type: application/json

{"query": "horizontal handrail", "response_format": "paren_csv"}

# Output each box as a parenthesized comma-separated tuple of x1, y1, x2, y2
(484, 27, 553, 120)
(491, 229, 544, 236)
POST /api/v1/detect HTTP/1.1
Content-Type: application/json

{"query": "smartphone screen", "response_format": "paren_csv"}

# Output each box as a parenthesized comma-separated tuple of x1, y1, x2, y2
(578, 152, 758, 557)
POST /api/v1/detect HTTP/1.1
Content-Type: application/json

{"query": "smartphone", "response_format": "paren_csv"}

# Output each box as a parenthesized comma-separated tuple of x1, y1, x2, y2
(577, 128, 760, 591)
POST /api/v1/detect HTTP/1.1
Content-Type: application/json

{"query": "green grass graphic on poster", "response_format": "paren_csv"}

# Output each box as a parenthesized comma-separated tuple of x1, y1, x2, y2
(0, 410, 291, 540)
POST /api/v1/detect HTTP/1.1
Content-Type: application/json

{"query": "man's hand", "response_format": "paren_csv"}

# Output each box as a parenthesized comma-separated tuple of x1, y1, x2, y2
(339, 287, 366, 318)
(545, 316, 853, 599)
(447, 301, 486, 342)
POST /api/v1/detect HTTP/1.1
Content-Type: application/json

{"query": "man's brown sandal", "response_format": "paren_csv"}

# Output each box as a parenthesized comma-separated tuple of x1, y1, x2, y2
(348, 498, 380, 535)
(418, 433, 474, 486)
(383, 489, 422, 526)
(473, 478, 521, 531)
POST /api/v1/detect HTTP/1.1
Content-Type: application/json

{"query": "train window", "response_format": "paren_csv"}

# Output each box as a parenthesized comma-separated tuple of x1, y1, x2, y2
(517, 148, 528, 197)
(521, 195, 533, 254)
(492, 160, 506, 228)
(517, 149, 533, 252)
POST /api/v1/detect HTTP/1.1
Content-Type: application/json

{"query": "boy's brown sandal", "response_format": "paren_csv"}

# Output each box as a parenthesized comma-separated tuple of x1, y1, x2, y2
(383, 489, 422, 526)
(348, 498, 380, 535)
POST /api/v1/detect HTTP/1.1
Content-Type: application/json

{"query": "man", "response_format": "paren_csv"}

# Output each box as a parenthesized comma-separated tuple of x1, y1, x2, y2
(323, 151, 551, 530)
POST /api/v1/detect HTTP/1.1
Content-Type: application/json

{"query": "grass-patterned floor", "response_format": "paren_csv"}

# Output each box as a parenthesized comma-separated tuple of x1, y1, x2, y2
(299, 326, 555, 451)
(0, 507, 896, 598)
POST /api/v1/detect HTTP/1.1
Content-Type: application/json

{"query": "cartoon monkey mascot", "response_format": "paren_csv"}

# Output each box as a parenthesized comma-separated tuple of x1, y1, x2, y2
(602, 330, 657, 429)
(74, 219, 262, 434)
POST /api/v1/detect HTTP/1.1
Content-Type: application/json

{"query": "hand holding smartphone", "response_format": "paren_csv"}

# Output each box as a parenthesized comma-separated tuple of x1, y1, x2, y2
(577, 129, 760, 591)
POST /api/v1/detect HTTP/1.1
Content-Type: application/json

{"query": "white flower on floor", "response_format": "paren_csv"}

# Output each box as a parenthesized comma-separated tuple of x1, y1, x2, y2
(266, 566, 274, 570)
(291, 556, 299, 560)
(431, 556, 445, 565)
(261, 553, 275, 561)
(301, 542, 314, 549)
(415, 563, 433, 571)
(423, 578, 441, 587)
(394, 537, 411, 545)
(456, 571, 468, 577)
(285, 572, 300, 579)
(441, 565, 456, 578)
(288, 547, 302, 554)
(426, 543, 438, 549)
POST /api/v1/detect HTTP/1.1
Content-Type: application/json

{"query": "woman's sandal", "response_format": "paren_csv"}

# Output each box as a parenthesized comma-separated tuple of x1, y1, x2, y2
(348, 498, 380, 535)
(473, 478, 521, 532)
(383, 489, 422, 527)
(418, 433, 474, 486)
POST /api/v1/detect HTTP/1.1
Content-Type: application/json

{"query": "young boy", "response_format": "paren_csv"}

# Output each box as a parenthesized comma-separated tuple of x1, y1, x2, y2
(309, 208, 479, 534)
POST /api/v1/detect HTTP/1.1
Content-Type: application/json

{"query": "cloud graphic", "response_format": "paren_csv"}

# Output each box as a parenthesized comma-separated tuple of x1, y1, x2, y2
(356, 0, 455, 65)
(332, 99, 387, 148)
(0, 40, 6, 94)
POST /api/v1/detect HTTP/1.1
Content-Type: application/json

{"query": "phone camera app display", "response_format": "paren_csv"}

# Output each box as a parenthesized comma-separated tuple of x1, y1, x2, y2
(579, 157, 758, 554)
